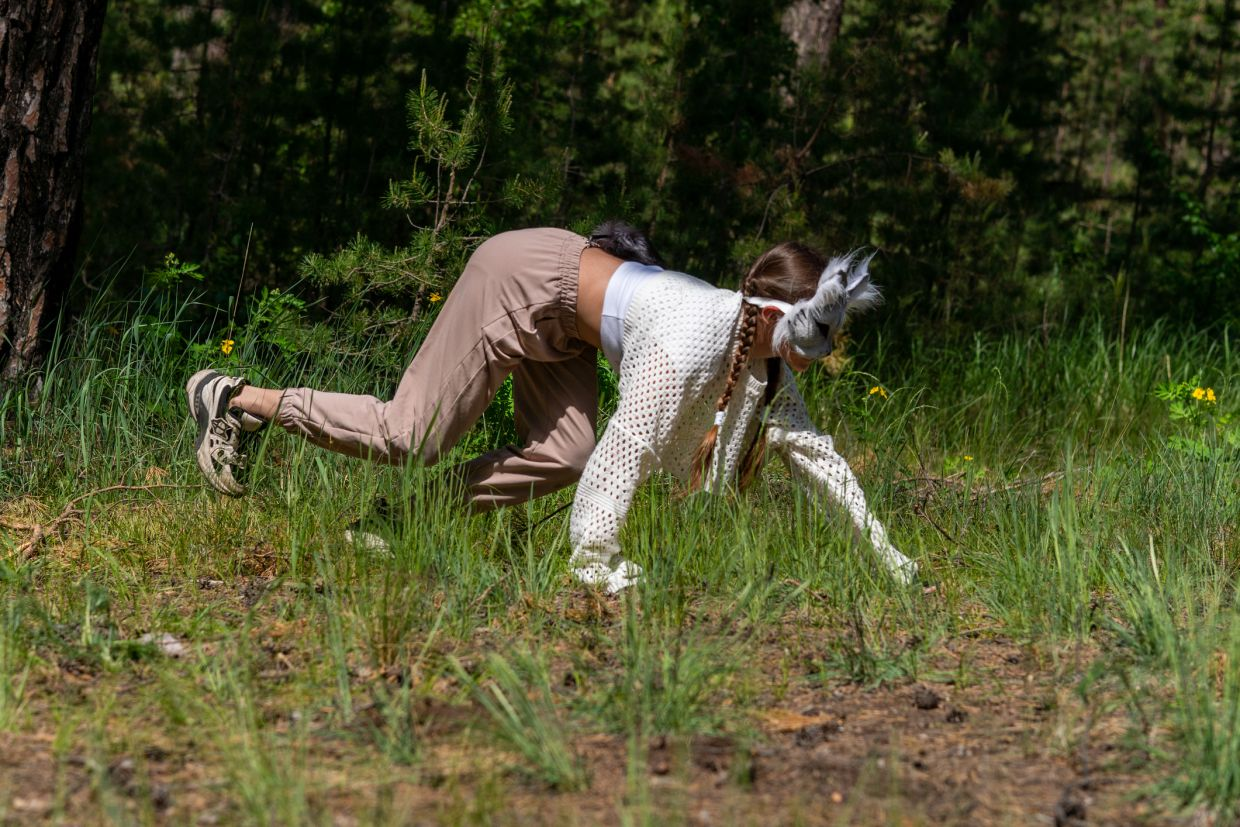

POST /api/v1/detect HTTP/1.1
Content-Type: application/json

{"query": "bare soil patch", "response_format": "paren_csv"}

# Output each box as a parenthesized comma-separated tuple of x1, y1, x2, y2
(0, 615, 1177, 826)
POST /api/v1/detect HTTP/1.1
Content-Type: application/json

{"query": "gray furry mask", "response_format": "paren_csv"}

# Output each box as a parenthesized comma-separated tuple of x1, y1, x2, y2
(745, 253, 881, 360)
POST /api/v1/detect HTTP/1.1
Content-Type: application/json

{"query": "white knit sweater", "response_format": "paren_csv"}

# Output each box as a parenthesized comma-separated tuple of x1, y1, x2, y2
(568, 271, 916, 585)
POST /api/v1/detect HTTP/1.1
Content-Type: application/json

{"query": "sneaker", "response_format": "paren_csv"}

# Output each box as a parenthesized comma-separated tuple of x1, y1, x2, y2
(344, 497, 396, 553)
(186, 369, 259, 496)
(186, 370, 266, 433)
(343, 522, 392, 553)
(572, 559, 643, 594)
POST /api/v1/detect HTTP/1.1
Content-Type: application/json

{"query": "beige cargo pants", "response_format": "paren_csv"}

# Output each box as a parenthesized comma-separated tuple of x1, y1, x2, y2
(275, 228, 597, 509)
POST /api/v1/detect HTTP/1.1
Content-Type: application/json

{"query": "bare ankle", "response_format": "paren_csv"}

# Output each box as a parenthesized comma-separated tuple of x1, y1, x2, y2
(231, 385, 282, 421)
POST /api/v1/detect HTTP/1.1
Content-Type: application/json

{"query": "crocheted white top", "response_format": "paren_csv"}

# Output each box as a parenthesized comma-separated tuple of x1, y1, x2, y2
(568, 271, 916, 584)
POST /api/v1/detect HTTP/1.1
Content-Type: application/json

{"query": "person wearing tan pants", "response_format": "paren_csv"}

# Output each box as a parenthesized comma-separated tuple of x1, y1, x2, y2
(190, 227, 624, 508)
(277, 228, 599, 509)
(188, 224, 917, 592)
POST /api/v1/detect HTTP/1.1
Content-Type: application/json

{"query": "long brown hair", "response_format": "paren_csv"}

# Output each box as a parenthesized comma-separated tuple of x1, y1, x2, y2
(688, 242, 829, 491)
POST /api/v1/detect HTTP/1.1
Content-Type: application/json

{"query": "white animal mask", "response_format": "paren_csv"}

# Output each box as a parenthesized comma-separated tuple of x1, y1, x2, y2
(745, 253, 881, 360)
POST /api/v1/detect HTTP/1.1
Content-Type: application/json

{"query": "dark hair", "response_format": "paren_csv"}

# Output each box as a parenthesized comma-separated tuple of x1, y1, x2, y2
(689, 242, 828, 491)
(588, 220, 663, 267)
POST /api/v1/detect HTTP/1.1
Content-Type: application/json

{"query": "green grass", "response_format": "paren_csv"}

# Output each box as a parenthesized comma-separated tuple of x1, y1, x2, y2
(0, 287, 1237, 824)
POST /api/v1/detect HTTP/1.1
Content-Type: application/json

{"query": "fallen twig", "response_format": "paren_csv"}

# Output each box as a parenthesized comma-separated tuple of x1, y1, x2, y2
(10, 483, 197, 560)
(970, 471, 1066, 499)
(782, 578, 831, 604)
(912, 500, 960, 545)
(896, 470, 1066, 505)
(467, 582, 497, 614)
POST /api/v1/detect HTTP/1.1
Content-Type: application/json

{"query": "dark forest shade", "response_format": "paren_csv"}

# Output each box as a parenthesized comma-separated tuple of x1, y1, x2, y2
(77, 1, 1240, 332)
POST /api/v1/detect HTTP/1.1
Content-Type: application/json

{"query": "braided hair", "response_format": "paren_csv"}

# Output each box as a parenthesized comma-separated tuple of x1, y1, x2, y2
(689, 242, 829, 492)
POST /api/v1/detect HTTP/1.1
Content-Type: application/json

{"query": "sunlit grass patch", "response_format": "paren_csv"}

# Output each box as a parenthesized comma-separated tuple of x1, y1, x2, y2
(2, 288, 1238, 822)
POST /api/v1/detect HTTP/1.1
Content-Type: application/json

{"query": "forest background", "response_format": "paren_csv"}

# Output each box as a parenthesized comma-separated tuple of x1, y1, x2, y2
(78, 0, 1238, 338)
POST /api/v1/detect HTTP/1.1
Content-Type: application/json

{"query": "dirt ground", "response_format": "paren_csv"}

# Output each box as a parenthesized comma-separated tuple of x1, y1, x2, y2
(0, 584, 1181, 827)
(0, 506, 1192, 827)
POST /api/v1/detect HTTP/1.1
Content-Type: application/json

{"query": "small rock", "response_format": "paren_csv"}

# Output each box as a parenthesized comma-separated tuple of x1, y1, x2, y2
(1188, 804, 1217, 827)
(913, 685, 942, 710)
(138, 633, 188, 658)
(108, 757, 136, 787)
(11, 797, 52, 815)
(946, 707, 968, 724)
(649, 735, 670, 775)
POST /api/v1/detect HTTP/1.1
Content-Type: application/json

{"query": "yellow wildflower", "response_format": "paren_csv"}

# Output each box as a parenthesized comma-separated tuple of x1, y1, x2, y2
(1192, 387, 1206, 401)
(220, 338, 235, 356)
(1206, 388, 1217, 403)
(964, 455, 974, 462)
(429, 292, 443, 303)
(868, 385, 888, 399)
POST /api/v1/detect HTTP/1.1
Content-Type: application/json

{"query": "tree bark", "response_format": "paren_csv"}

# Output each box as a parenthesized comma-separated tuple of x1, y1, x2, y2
(0, 0, 108, 384)
(1197, 0, 1235, 200)
(780, 0, 845, 70)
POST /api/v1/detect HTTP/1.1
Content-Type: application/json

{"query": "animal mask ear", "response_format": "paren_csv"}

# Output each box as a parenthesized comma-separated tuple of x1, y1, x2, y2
(844, 254, 882, 313)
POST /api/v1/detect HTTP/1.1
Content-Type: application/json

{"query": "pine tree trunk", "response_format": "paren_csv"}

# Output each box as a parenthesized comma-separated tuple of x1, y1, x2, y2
(0, 0, 108, 384)
(781, 0, 845, 69)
